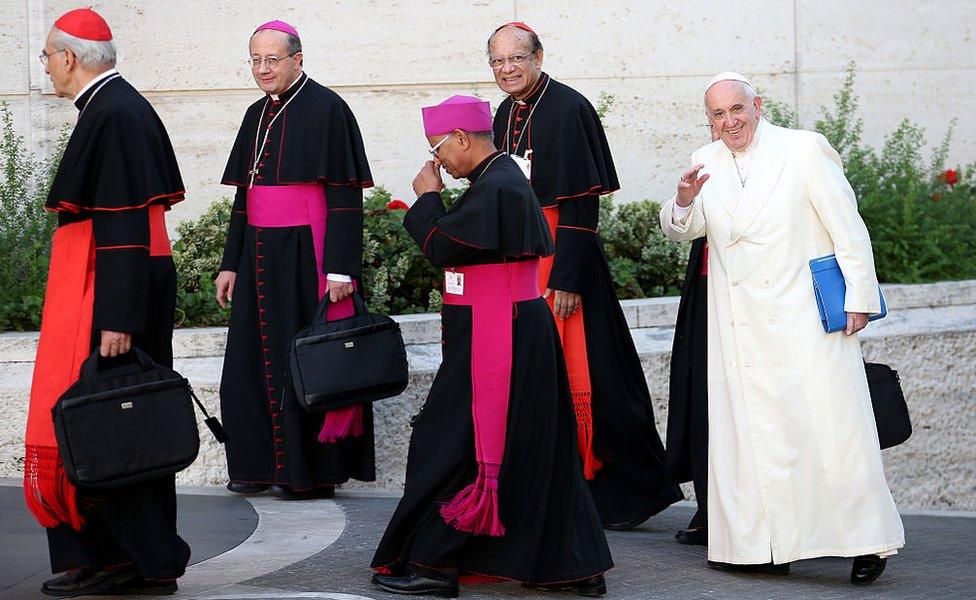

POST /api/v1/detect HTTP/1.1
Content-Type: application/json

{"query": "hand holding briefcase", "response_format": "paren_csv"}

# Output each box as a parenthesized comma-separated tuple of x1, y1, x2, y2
(289, 291, 408, 413)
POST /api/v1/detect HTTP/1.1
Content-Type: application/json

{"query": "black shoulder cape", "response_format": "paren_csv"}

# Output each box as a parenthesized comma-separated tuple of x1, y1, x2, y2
(492, 73, 619, 206)
(404, 153, 553, 260)
(221, 73, 372, 188)
(46, 76, 184, 212)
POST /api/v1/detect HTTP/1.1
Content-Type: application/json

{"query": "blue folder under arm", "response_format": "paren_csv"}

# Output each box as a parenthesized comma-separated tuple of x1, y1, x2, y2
(809, 254, 887, 333)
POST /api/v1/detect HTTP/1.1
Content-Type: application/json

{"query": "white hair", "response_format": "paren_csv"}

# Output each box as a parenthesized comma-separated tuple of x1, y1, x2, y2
(50, 27, 116, 69)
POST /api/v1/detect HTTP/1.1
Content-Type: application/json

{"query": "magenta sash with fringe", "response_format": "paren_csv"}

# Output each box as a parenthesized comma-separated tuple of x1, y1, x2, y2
(439, 259, 541, 536)
(247, 184, 363, 442)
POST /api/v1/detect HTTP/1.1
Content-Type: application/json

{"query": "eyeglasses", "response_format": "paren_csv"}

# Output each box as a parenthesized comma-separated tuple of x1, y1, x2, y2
(428, 134, 455, 158)
(38, 49, 67, 66)
(488, 53, 533, 71)
(245, 53, 298, 70)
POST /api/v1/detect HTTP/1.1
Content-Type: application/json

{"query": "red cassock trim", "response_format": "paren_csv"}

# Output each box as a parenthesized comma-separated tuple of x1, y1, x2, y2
(48, 191, 185, 213)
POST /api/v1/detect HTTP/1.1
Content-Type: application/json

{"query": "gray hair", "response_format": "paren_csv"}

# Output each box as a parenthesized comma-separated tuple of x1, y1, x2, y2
(50, 27, 116, 69)
(704, 80, 758, 110)
(250, 30, 302, 57)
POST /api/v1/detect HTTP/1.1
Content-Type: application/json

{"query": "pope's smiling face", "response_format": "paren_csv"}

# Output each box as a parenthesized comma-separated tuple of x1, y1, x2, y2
(488, 27, 543, 99)
(705, 80, 763, 152)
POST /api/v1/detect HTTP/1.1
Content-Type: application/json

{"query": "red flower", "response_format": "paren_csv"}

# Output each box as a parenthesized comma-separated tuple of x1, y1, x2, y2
(944, 169, 958, 186)
(932, 192, 942, 202)
(386, 199, 409, 211)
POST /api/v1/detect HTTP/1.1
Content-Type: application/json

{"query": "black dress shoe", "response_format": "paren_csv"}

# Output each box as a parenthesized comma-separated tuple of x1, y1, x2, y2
(675, 526, 707, 546)
(226, 481, 269, 494)
(269, 484, 336, 500)
(708, 561, 790, 576)
(851, 554, 887, 586)
(111, 576, 178, 596)
(523, 574, 608, 597)
(372, 571, 459, 597)
(604, 517, 647, 531)
(42, 565, 138, 597)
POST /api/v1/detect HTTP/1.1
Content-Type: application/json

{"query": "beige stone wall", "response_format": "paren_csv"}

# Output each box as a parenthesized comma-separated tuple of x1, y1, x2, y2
(2, 0, 974, 229)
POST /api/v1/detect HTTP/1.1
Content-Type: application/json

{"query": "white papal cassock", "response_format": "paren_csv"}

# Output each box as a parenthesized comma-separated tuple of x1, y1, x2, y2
(660, 118, 904, 565)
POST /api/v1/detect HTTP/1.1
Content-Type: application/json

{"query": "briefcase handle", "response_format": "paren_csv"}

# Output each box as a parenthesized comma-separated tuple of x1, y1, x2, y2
(78, 347, 157, 382)
(312, 290, 371, 324)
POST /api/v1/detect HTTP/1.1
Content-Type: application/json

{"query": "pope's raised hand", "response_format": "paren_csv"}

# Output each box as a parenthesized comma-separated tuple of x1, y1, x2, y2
(412, 160, 444, 196)
(676, 163, 709, 207)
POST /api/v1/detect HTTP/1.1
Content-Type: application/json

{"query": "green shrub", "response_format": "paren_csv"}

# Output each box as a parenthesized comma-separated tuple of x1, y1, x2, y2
(600, 196, 688, 298)
(811, 64, 976, 282)
(0, 102, 66, 331)
(171, 197, 233, 327)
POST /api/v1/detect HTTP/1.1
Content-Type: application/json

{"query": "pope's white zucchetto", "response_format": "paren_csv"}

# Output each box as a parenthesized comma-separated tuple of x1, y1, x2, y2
(705, 72, 755, 96)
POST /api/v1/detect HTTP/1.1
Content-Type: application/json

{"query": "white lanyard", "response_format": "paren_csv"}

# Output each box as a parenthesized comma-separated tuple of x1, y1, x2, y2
(77, 73, 121, 121)
(248, 76, 309, 188)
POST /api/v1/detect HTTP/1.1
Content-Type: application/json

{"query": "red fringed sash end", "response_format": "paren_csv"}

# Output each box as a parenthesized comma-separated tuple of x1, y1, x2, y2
(572, 392, 603, 480)
(318, 404, 365, 444)
(23, 445, 84, 530)
(440, 462, 505, 536)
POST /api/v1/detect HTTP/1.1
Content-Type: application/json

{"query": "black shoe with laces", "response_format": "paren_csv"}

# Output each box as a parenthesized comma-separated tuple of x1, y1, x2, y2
(226, 481, 269, 494)
(523, 574, 608, 597)
(372, 570, 459, 597)
(851, 554, 887, 586)
(675, 526, 707, 546)
(269, 484, 335, 500)
(41, 565, 139, 597)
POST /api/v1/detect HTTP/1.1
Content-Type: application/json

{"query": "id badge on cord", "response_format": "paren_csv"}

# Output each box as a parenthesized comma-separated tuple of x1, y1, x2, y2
(445, 271, 464, 295)
(510, 149, 533, 180)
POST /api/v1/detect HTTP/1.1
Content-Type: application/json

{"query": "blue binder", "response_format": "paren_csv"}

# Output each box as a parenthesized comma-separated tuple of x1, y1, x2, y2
(809, 254, 887, 333)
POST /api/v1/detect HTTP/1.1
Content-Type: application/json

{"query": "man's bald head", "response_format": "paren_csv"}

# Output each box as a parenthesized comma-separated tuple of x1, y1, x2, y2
(486, 24, 542, 56)
(486, 25, 544, 100)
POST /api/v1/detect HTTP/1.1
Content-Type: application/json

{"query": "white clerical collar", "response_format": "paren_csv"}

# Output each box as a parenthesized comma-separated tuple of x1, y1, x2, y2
(74, 68, 119, 102)
(270, 72, 303, 101)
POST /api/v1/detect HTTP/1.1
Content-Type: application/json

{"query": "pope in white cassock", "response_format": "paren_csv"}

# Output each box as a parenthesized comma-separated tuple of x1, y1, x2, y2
(659, 72, 904, 586)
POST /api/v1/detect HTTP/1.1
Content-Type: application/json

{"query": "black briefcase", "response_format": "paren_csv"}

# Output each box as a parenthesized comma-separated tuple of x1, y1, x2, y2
(289, 291, 408, 413)
(864, 361, 912, 449)
(53, 348, 226, 490)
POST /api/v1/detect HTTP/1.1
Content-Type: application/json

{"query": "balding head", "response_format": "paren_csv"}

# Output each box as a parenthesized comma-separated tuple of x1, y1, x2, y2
(486, 25, 544, 99)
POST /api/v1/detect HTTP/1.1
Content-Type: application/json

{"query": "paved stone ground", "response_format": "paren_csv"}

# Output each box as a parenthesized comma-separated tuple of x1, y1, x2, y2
(0, 485, 257, 599)
(248, 496, 976, 600)
(2, 487, 975, 599)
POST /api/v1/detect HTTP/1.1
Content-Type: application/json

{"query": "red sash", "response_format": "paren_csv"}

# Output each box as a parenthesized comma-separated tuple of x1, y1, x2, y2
(539, 206, 602, 479)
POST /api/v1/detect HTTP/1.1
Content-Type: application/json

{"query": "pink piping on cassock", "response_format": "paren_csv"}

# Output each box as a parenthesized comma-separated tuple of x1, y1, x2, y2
(439, 259, 542, 536)
(246, 184, 363, 443)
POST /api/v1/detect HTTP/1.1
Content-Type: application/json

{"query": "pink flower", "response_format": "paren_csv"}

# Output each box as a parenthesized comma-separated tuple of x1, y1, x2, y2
(386, 199, 409, 211)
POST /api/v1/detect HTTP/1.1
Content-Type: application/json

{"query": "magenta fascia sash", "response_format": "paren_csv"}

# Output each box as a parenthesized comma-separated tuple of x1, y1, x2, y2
(439, 259, 541, 536)
(246, 184, 362, 441)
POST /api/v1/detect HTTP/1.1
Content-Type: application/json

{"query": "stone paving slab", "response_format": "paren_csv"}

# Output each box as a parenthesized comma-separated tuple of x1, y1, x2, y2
(244, 497, 976, 600)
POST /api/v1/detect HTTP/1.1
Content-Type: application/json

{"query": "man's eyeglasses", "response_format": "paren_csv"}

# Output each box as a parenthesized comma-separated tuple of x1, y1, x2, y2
(245, 53, 298, 70)
(488, 53, 533, 71)
(38, 49, 67, 66)
(428, 134, 455, 158)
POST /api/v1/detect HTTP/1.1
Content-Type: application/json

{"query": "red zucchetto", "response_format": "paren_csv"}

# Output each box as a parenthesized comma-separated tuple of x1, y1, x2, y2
(54, 8, 113, 41)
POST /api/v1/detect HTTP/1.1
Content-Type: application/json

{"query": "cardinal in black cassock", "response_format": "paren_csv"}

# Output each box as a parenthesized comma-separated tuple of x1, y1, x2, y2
(217, 20, 375, 499)
(666, 238, 709, 546)
(489, 23, 682, 529)
(371, 96, 612, 598)
(24, 8, 189, 597)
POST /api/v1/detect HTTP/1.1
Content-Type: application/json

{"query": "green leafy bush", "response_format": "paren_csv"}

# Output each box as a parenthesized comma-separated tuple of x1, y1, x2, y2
(809, 64, 975, 282)
(601, 196, 688, 298)
(0, 102, 66, 331)
(171, 197, 233, 327)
